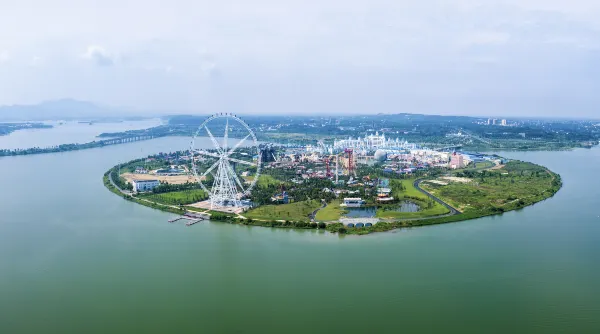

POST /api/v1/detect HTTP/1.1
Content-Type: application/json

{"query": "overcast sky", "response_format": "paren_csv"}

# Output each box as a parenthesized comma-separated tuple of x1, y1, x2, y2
(1, 0, 600, 117)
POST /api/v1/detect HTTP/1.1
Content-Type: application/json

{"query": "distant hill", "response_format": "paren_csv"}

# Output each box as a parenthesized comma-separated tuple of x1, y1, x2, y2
(0, 99, 139, 121)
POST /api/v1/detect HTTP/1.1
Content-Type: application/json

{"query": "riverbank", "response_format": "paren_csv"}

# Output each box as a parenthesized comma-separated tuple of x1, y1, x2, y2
(104, 166, 329, 231)
(1, 135, 158, 157)
(104, 157, 562, 236)
(328, 160, 562, 235)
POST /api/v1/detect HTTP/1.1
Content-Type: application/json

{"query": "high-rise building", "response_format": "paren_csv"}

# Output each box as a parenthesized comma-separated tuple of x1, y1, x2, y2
(501, 119, 507, 126)
(449, 152, 465, 169)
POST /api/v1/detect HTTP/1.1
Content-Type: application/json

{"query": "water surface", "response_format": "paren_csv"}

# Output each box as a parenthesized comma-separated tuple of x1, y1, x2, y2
(0, 139, 599, 334)
(0, 118, 163, 150)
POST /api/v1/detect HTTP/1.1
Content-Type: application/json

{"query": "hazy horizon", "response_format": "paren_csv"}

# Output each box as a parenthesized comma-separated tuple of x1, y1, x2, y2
(2, 1, 600, 117)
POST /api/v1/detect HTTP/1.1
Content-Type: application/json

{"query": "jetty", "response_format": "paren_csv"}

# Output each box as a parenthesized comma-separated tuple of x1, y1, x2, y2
(168, 211, 210, 226)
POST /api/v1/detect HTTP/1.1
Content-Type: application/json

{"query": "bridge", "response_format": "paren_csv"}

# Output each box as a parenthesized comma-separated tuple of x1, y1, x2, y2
(340, 217, 380, 227)
(99, 135, 156, 146)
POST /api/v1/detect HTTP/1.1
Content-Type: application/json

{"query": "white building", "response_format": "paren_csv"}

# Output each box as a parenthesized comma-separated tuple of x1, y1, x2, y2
(341, 197, 365, 207)
(134, 166, 148, 174)
(132, 179, 160, 192)
(333, 132, 415, 151)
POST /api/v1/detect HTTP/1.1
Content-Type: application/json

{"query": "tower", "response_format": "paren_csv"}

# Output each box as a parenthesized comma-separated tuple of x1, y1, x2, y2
(344, 148, 355, 176)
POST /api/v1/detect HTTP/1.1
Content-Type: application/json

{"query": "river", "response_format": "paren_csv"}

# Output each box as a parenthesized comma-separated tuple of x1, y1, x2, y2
(0, 137, 599, 334)
(0, 118, 163, 150)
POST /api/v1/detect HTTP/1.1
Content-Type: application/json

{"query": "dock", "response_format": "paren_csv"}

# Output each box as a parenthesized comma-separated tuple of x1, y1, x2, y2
(168, 212, 207, 226)
(185, 219, 201, 226)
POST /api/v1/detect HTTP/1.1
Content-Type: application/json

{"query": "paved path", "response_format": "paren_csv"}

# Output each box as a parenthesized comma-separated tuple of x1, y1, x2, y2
(109, 170, 183, 211)
(108, 171, 132, 195)
(377, 179, 462, 223)
(404, 161, 505, 221)
(310, 200, 327, 222)
(413, 179, 461, 216)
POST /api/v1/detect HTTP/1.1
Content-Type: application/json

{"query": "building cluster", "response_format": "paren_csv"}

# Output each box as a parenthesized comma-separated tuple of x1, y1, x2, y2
(333, 132, 416, 151)
(487, 118, 508, 126)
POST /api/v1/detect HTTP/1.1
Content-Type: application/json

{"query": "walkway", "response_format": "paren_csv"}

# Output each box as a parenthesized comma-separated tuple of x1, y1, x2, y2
(309, 200, 327, 222)
(413, 179, 461, 216)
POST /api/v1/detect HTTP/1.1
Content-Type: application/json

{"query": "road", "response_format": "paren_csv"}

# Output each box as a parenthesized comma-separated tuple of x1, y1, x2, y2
(413, 179, 461, 216)
(108, 171, 132, 195)
(108, 170, 184, 211)
(309, 200, 327, 222)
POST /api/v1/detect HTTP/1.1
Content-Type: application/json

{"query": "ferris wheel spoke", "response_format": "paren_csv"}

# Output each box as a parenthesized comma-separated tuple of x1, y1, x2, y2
(226, 157, 257, 167)
(202, 160, 220, 178)
(226, 162, 246, 193)
(204, 126, 223, 154)
(223, 118, 229, 150)
(194, 149, 221, 160)
(227, 134, 251, 155)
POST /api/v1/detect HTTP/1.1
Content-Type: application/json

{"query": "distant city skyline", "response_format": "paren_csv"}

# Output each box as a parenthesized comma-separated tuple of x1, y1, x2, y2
(2, 1, 600, 117)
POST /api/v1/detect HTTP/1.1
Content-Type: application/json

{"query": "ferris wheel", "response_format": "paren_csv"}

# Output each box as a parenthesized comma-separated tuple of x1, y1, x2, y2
(190, 113, 261, 209)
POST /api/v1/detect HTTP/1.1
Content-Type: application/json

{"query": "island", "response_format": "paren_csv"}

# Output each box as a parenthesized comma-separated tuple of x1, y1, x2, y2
(103, 147, 562, 235)
(0, 122, 52, 136)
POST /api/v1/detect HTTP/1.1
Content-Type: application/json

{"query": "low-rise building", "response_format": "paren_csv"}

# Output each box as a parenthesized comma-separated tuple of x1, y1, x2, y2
(132, 179, 160, 192)
(341, 197, 365, 207)
(134, 167, 148, 174)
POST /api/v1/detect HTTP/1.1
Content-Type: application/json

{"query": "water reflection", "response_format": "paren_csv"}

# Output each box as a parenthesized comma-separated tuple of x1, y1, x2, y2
(343, 201, 421, 218)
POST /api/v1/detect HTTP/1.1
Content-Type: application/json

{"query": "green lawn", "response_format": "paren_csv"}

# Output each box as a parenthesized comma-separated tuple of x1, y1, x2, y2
(392, 179, 426, 198)
(139, 189, 207, 206)
(453, 160, 494, 174)
(421, 161, 560, 214)
(245, 200, 322, 221)
(315, 200, 346, 221)
(376, 179, 450, 219)
(257, 174, 282, 188)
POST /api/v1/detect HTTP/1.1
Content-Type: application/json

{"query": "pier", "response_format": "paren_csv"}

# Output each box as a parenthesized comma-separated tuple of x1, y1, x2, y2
(168, 211, 209, 226)
(185, 219, 201, 226)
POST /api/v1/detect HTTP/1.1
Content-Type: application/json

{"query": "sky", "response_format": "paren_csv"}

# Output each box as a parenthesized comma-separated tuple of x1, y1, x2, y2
(1, 0, 600, 117)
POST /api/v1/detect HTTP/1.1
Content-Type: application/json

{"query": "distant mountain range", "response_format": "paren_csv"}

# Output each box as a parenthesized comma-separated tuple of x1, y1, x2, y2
(0, 99, 152, 121)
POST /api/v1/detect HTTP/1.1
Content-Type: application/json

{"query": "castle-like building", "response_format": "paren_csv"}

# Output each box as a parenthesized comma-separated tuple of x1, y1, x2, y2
(333, 132, 415, 151)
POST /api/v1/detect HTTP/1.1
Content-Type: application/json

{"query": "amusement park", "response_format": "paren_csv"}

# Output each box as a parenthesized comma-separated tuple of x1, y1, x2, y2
(105, 113, 560, 235)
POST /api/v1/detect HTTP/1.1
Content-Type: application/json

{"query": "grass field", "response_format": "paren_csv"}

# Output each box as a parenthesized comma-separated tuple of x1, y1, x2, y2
(421, 161, 560, 214)
(315, 200, 345, 221)
(452, 160, 495, 174)
(245, 200, 322, 221)
(244, 174, 282, 188)
(376, 179, 450, 219)
(139, 189, 207, 206)
(375, 179, 450, 219)
(257, 174, 281, 188)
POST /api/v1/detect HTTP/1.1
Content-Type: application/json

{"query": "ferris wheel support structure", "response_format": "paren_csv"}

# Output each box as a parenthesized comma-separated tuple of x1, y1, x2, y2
(190, 113, 261, 210)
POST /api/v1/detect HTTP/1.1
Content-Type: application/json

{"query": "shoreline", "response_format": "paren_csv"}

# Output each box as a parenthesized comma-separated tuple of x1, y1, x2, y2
(103, 157, 563, 235)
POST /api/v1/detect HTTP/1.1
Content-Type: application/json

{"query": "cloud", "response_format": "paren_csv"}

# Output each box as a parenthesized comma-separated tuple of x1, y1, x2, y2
(460, 32, 511, 46)
(0, 51, 9, 63)
(3, 1, 600, 116)
(29, 56, 43, 67)
(82, 45, 115, 66)
(198, 50, 217, 74)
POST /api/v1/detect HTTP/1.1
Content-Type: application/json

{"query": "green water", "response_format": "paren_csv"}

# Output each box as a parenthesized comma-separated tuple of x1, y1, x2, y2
(1, 138, 599, 333)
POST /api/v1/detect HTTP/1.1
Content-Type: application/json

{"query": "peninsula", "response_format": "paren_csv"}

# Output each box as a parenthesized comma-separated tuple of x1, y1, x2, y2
(103, 146, 561, 235)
